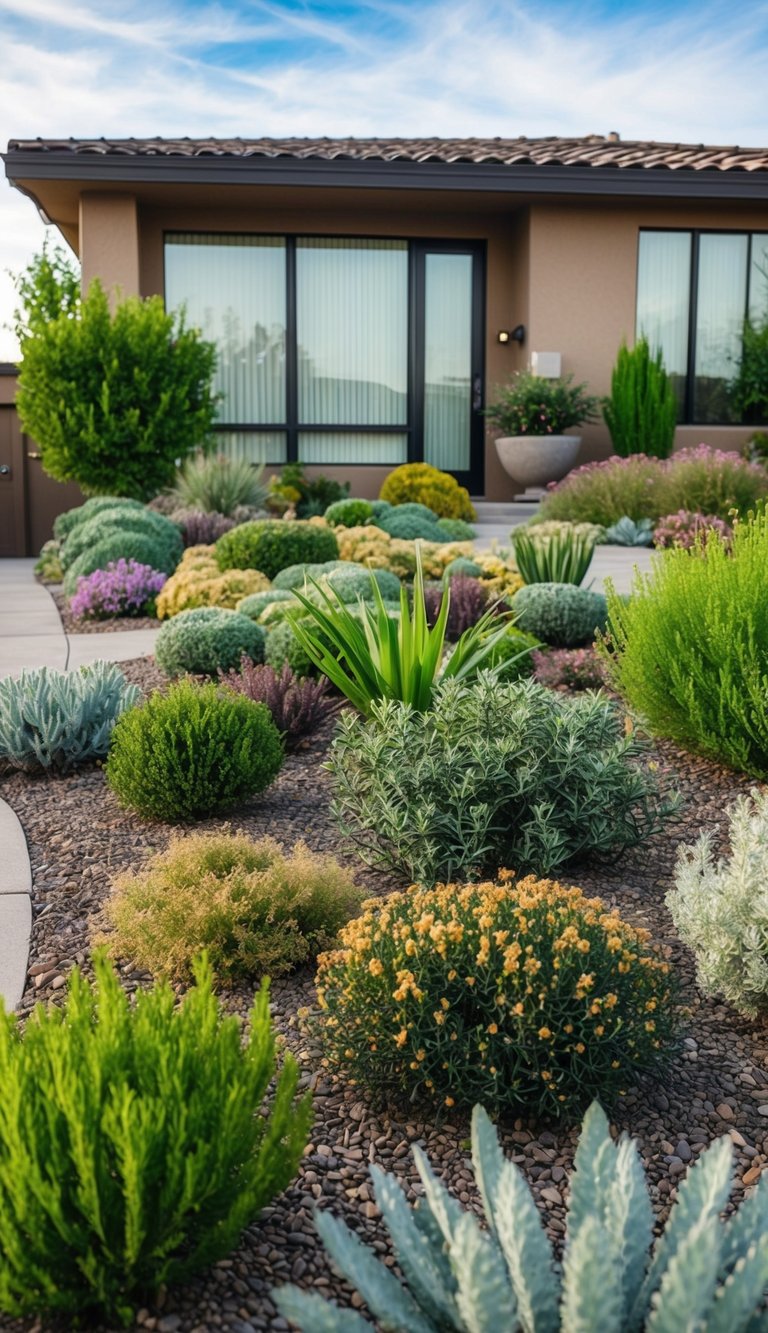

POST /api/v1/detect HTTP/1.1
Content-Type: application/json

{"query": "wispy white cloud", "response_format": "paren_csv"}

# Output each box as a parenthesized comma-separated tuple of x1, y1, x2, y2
(2, 0, 768, 356)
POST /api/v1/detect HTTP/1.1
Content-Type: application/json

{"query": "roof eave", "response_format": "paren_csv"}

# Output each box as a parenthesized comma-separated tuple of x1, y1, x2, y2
(6, 149, 768, 200)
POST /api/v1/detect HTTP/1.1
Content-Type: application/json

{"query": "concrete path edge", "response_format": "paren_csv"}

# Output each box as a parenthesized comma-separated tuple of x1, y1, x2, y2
(0, 799, 32, 1011)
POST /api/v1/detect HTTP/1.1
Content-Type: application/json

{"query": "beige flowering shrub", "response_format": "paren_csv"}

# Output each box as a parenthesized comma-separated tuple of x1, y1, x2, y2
(334, 524, 473, 579)
(316, 875, 677, 1118)
(156, 544, 270, 618)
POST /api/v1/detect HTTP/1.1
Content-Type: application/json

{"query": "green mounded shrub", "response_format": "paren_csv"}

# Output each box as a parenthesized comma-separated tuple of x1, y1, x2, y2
(602, 512, 768, 777)
(443, 555, 482, 578)
(313, 876, 675, 1119)
(165, 453, 268, 516)
(102, 831, 364, 984)
(60, 507, 182, 571)
(215, 520, 339, 579)
(272, 559, 355, 590)
(603, 336, 677, 459)
(53, 496, 145, 542)
(375, 509, 447, 543)
(155, 607, 266, 677)
(324, 498, 374, 527)
(512, 583, 609, 647)
(277, 1101, 768, 1333)
(63, 532, 183, 596)
(16, 280, 218, 502)
(435, 515, 476, 541)
(313, 565, 402, 604)
(482, 625, 539, 679)
(0, 955, 310, 1327)
(237, 589, 295, 622)
(264, 619, 319, 678)
(106, 680, 283, 821)
(369, 499, 392, 519)
(379, 462, 476, 521)
(328, 674, 676, 885)
(0, 662, 139, 774)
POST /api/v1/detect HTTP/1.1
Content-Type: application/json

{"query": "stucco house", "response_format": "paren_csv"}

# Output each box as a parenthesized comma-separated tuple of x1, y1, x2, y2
(3, 131, 768, 550)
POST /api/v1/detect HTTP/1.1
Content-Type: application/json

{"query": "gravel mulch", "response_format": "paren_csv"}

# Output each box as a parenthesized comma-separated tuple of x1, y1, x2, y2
(2, 661, 768, 1333)
(48, 585, 162, 635)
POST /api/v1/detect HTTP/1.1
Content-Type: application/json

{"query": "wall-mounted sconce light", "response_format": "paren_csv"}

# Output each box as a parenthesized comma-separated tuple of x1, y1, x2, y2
(497, 325, 525, 346)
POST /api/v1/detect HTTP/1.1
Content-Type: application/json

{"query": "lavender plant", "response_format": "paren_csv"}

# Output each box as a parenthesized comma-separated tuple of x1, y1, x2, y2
(69, 560, 167, 620)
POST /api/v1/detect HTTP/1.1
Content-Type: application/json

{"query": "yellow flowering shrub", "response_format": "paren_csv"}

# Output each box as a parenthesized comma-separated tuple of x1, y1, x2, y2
(156, 545, 270, 619)
(315, 874, 677, 1118)
(334, 525, 473, 580)
(472, 552, 524, 601)
(379, 462, 476, 521)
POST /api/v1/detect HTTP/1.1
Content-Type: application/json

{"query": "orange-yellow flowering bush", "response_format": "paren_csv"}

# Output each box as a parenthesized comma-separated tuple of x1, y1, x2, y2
(334, 525, 473, 580)
(156, 544, 270, 618)
(315, 875, 677, 1118)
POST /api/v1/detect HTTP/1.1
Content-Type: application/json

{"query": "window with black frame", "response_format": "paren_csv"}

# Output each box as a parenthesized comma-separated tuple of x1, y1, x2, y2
(636, 229, 768, 425)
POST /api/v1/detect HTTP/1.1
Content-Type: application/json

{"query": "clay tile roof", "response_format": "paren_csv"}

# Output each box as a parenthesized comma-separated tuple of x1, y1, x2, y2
(6, 134, 768, 172)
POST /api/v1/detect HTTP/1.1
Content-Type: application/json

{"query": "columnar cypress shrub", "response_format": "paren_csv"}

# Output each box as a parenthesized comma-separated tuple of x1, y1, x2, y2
(603, 337, 677, 459)
(0, 956, 311, 1326)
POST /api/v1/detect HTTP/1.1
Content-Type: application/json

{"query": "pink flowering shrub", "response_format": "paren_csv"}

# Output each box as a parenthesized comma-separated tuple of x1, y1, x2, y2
(653, 510, 733, 550)
(540, 445, 768, 527)
(532, 647, 607, 690)
(70, 560, 167, 620)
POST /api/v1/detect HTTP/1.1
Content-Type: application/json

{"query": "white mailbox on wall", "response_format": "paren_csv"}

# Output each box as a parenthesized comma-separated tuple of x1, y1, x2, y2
(530, 351, 562, 379)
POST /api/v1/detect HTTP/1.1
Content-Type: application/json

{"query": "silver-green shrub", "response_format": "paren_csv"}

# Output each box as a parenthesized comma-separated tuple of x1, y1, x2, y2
(237, 589, 296, 622)
(0, 662, 139, 774)
(277, 1099, 768, 1332)
(668, 789, 768, 1017)
(328, 674, 676, 884)
(605, 515, 655, 546)
(513, 582, 608, 647)
(154, 607, 266, 677)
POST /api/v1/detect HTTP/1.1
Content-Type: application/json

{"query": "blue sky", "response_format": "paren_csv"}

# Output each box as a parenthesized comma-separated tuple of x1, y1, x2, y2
(2, 0, 768, 356)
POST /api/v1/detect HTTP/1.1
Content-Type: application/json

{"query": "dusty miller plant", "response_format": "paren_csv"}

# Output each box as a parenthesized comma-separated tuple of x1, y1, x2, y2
(0, 662, 139, 774)
(277, 1100, 768, 1332)
(668, 789, 768, 1018)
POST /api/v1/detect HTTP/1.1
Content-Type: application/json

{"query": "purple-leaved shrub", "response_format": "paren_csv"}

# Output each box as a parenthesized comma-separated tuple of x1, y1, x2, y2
(532, 647, 607, 690)
(70, 560, 167, 620)
(219, 659, 333, 747)
(424, 574, 492, 640)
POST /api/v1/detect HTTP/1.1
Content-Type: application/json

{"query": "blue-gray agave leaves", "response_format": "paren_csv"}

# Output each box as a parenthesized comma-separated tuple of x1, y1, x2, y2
(0, 662, 139, 773)
(275, 1102, 768, 1332)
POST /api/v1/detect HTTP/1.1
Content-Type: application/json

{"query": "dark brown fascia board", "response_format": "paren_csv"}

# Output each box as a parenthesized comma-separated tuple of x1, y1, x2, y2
(6, 149, 768, 200)
(0, 364, 19, 376)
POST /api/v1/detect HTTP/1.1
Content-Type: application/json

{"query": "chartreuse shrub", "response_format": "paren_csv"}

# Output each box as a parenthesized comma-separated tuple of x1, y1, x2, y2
(106, 680, 283, 820)
(215, 519, 338, 579)
(324, 498, 373, 527)
(0, 663, 139, 774)
(668, 789, 768, 1017)
(328, 675, 676, 885)
(0, 955, 310, 1327)
(603, 336, 678, 459)
(512, 583, 608, 647)
(155, 607, 266, 677)
(102, 831, 363, 984)
(313, 876, 676, 1117)
(277, 1100, 768, 1333)
(165, 453, 267, 516)
(53, 495, 145, 542)
(156, 545, 269, 618)
(602, 513, 768, 776)
(379, 461, 476, 520)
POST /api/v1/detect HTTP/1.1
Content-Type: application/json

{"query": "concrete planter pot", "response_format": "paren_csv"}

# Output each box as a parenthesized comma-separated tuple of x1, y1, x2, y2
(494, 434, 582, 495)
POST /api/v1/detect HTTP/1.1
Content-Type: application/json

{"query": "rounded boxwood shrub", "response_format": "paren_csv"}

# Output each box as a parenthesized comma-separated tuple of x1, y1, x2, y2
(483, 625, 540, 679)
(63, 531, 183, 596)
(0, 954, 309, 1326)
(316, 565, 402, 603)
(369, 499, 392, 519)
(443, 555, 482, 578)
(61, 507, 182, 571)
(264, 619, 318, 678)
(103, 831, 364, 984)
(237, 589, 295, 621)
(272, 559, 354, 590)
(324, 498, 374, 527)
(436, 516, 476, 541)
(315, 875, 677, 1118)
(155, 607, 265, 677)
(375, 510, 447, 543)
(53, 496, 146, 542)
(106, 679, 283, 820)
(215, 519, 339, 579)
(379, 462, 476, 521)
(512, 582, 609, 647)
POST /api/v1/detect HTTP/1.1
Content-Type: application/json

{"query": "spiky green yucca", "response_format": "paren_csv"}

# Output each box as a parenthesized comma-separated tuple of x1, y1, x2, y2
(277, 1101, 768, 1332)
(602, 513, 768, 776)
(0, 955, 311, 1326)
(603, 337, 677, 459)
(511, 525, 596, 586)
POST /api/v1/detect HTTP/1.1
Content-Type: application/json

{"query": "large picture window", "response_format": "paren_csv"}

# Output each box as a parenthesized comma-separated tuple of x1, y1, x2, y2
(637, 229, 768, 425)
(164, 232, 485, 488)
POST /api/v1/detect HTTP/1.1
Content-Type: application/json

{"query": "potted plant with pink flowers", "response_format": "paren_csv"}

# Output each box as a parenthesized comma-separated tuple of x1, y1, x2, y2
(485, 370, 599, 496)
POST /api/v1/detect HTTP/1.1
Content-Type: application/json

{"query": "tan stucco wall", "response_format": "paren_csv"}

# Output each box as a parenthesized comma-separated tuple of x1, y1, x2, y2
(80, 193, 140, 303)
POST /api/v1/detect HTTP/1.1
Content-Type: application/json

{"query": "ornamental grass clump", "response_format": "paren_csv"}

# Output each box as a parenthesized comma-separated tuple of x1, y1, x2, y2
(315, 876, 676, 1118)
(328, 674, 676, 885)
(602, 512, 768, 776)
(219, 659, 332, 746)
(539, 454, 665, 527)
(102, 832, 363, 983)
(511, 523, 597, 586)
(69, 559, 167, 620)
(165, 453, 268, 516)
(0, 662, 139, 774)
(668, 789, 768, 1017)
(0, 954, 310, 1327)
(277, 1101, 768, 1333)
(106, 679, 283, 820)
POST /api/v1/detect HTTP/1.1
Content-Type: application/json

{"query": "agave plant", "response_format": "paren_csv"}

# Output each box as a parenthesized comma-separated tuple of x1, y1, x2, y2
(290, 545, 515, 715)
(276, 1101, 768, 1332)
(511, 526, 596, 586)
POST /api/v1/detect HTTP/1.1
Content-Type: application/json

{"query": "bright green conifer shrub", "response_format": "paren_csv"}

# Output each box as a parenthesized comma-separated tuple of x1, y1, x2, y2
(603, 336, 677, 459)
